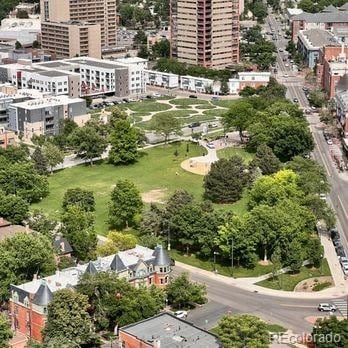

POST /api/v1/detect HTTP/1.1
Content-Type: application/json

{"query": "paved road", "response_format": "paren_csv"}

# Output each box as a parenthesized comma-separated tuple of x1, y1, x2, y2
(175, 264, 347, 334)
(267, 13, 348, 250)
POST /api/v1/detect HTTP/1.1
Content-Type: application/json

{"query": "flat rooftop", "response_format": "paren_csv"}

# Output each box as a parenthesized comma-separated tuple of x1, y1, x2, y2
(300, 29, 337, 49)
(120, 313, 221, 348)
(37, 61, 72, 68)
(11, 95, 83, 109)
(67, 58, 128, 70)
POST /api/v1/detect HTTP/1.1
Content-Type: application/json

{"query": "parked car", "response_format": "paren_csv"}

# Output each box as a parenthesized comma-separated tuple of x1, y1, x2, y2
(302, 87, 309, 92)
(153, 92, 161, 98)
(211, 96, 220, 101)
(189, 94, 198, 99)
(340, 257, 348, 266)
(318, 303, 337, 312)
(283, 74, 289, 78)
(206, 142, 215, 149)
(188, 122, 201, 128)
(327, 139, 333, 145)
(335, 245, 347, 258)
(330, 228, 340, 241)
(174, 310, 188, 318)
(146, 95, 153, 99)
(293, 98, 299, 103)
(122, 98, 129, 103)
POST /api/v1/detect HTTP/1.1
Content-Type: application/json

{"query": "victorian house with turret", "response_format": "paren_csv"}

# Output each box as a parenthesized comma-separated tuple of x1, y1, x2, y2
(9, 245, 172, 342)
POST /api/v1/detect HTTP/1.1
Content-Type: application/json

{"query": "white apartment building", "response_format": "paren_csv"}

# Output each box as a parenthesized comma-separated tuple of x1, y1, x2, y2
(180, 75, 215, 93)
(116, 57, 148, 95)
(144, 70, 179, 88)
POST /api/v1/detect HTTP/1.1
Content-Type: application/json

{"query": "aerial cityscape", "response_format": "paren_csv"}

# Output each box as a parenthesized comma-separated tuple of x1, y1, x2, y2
(0, 0, 347, 347)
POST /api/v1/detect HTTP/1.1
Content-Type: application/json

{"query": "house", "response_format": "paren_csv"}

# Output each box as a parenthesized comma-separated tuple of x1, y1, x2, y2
(53, 235, 73, 260)
(0, 218, 30, 241)
(10, 245, 172, 342)
(0, 127, 15, 148)
(119, 312, 221, 348)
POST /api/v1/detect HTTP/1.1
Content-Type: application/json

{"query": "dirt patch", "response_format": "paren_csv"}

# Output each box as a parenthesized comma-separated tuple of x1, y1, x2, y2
(181, 158, 210, 175)
(141, 189, 167, 204)
(294, 276, 334, 292)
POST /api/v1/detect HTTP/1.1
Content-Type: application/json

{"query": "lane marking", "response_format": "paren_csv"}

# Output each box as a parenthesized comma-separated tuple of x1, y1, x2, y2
(337, 195, 348, 219)
(280, 304, 314, 308)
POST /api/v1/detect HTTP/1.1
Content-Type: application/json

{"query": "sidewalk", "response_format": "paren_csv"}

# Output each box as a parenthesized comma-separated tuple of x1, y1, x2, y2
(176, 261, 348, 300)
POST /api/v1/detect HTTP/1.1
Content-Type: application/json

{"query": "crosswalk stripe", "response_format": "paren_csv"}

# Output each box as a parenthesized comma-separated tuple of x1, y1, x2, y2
(332, 300, 348, 317)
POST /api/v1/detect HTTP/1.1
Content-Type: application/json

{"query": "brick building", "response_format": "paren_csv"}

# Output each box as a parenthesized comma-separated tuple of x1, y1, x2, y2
(291, 4, 348, 43)
(10, 245, 172, 343)
(316, 44, 348, 98)
(119, 312, 221, 348)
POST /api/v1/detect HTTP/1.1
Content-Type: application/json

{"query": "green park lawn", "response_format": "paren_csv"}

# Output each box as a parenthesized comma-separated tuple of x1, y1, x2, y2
(256, 259, 331, 291)
(212, 99, 239, 108)
(170, 250, 274, 278)
(203, 109, 227, 118)
(217, 147, 255, 164)
(169, 98, 210, 107)
(127, 100, 171, 113)
(32, 142, 208, 234)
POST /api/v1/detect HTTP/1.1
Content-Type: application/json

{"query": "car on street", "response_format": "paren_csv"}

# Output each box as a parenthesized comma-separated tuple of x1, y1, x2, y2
(283, 74, 289, 78)
(189, 94, 198, 99)
(331, 228, 340, 241)
(335, 245, 347, 258)
(293, 98, 299, 103)
(318, 303, 337, 312)
(302, 87, 309, 92)
(311, 106, 317, 111)
(174, 311, 188, 318)
(153, 92, 161, 98)
(285, 63, 289, 67)
(278, 48, 283, 52)
(327, 139, 333, 145)
(206, 142, 215, 149)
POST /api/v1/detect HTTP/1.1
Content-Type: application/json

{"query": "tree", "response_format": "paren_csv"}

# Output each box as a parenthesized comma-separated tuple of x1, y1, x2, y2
(217, 215, 258, 268)
(109, 179, 143, 228)
(286, 238, 303, 273)
(239, 86, 257, 97)
(83, 95, 92, 107)
(308, 89, 326, 108)
(69, 125, 107, 165)
(250, 144, 281, 175)
(151, 39, 170, 58)
(138, 46, 150, 59)
(134, 30, 147, 46)
(258, 77, 286, 99)
(109, 107, 128, 124)
(286, 156, 329, 195)
(204, 156, 249, 203)
(42, 143, 64, 173)
(220, 80, 229, 95)
(151, 113, 182, 144)
(60, 205, 97, 261)
(312, 317, 348, 348)
(139, 203, 164, 236)
(28, 210, 57, 240)
(0, 233, 55, 301)
(271, 246, 282, 286)
(32, 40, 40, 49)
(62, 188, 95, 212)
(77, 272, 164, 330)
(15, 40, 22, 49)
(166, 273, 207, 309)
(31, 147, 48, 175)
(0, 191, 29, 224)
(96, 231, 138, 256)
(108, 119, 139, 165)
(0, 162, 49, 203)
(223, 100, 254, 141)
(43, 289, 97, 346)
(215, 314, 269, 348)
(0, 313, 12, 348)
(306, 236, 324, 269)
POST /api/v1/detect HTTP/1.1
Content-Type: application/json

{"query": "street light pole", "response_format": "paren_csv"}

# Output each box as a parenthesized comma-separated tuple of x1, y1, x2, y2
(230, 238, 234, 277)
(213, 251, 219, 273)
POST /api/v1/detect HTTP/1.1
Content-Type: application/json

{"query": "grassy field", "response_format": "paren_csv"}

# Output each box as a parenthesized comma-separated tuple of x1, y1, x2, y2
(212, 99, 239, 108)
(256, 260, 331, 291)
(32, 142, 207, 234)
(170, 250, 273, 278)
(127, 101, 171, 113)
(217, 147, 255, 164)
(203, 109, 227, 118)
(169, 98, 210, 107)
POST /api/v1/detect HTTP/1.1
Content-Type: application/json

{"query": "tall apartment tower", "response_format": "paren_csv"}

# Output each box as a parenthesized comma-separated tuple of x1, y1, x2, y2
(40, 0, 117, 58)
(170, 0, 239, 69)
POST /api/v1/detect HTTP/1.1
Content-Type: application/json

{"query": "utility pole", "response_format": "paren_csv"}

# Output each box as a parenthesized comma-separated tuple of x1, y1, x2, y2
(230, 238, 234, 277)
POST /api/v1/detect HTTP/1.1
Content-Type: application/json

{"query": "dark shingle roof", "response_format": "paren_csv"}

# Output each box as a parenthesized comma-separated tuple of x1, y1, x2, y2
(53, 236, 73, 255)
(85, 261, 98, 274)
(110, 254, 127, 272)
(152, 245, 170, 266)
(32, 282, 53, 306)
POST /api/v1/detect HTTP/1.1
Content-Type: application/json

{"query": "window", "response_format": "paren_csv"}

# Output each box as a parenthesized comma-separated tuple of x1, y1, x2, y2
(159, 267, 163, 273)
(160, 278, 164, 284)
